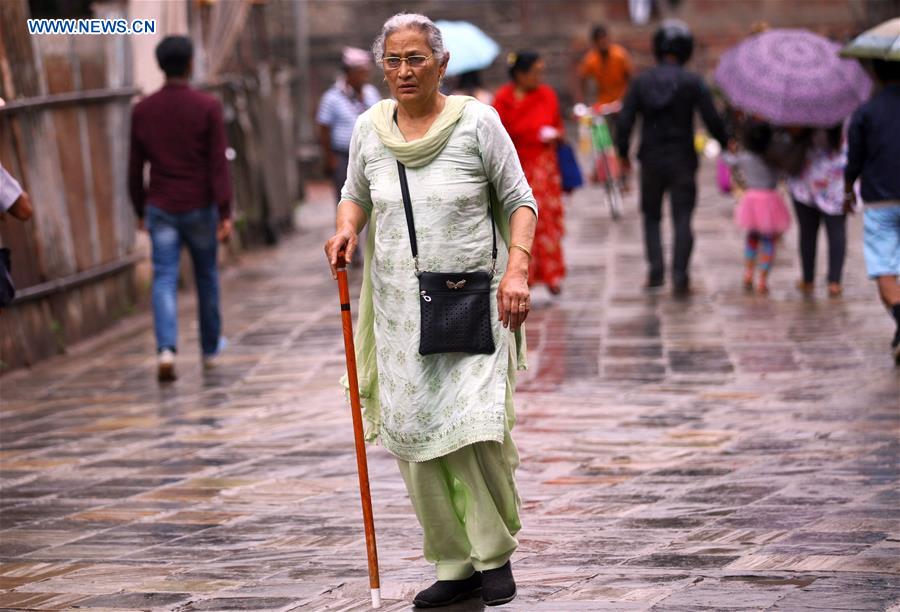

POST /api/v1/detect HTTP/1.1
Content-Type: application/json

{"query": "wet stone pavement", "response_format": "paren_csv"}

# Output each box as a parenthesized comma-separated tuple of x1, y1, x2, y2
(1, 167, 898, 611)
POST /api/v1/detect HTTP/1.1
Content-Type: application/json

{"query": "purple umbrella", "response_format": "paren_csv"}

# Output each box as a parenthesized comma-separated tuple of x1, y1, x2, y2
(715, 29, 872, 127)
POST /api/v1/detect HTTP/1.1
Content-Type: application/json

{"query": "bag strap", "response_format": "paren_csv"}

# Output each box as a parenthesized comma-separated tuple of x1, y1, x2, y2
(396, 160, 421, 274)
(396, 161, 497, 277)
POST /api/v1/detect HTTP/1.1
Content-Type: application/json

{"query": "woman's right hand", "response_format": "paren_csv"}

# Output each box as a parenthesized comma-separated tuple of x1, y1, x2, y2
(324, 225, 359, 280)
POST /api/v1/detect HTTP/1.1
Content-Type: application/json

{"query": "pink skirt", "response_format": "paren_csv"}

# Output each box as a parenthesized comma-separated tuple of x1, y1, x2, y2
(735, 189, 792, 235)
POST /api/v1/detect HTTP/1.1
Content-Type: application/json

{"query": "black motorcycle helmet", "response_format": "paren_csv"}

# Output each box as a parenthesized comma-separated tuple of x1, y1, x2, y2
(653, 20, 694, 64)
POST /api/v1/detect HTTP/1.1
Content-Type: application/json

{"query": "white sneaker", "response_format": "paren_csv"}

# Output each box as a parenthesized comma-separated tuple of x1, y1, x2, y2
(202, 337, 228, 370)
(157, 349, 176, 382)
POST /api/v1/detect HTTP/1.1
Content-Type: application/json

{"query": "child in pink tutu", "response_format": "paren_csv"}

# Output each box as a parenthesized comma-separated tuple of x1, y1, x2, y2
(725, 121, 792, 294)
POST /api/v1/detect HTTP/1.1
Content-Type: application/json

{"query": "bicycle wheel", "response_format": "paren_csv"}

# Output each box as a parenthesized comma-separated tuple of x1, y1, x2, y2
(598, 153, 622, 220)
(606, 181, 624, 220)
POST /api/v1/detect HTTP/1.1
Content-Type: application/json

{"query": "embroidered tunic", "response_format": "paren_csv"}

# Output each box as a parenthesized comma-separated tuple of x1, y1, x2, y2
(341, 102, 537, 461)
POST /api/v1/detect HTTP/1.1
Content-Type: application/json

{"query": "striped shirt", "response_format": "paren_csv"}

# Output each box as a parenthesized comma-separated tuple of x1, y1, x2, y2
(316, 80, 380, 152)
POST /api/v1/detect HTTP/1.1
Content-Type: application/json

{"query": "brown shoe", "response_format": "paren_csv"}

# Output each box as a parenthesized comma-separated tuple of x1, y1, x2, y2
(796, 280, 814, 296)
(827, 283, 842, 297)
(157, 349, 176, 383)
(673, 282, 692, 298)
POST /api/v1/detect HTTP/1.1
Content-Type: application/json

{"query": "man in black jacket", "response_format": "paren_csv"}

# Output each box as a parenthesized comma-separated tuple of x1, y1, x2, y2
(616, 21, 728, 295)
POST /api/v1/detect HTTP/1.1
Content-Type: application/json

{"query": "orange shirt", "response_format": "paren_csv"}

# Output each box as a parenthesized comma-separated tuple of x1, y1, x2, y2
(578, 44, 633, 105)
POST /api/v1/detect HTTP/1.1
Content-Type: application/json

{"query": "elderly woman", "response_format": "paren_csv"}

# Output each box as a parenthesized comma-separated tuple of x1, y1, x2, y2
(324, 13, 537, 608)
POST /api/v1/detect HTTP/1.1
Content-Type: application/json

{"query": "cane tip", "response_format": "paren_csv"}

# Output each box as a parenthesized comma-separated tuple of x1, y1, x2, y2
(371, 588, 381, 608)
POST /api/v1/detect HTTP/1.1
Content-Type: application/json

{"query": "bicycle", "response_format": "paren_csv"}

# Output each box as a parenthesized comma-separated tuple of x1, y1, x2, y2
(575, 101, 625, 220)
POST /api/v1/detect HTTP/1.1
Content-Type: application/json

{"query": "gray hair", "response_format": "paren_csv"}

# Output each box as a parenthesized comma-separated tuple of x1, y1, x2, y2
(371, 13, 446, 65)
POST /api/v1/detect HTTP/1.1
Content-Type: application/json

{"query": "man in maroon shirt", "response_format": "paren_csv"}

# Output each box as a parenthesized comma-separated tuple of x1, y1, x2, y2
(129, 35, 232, 382)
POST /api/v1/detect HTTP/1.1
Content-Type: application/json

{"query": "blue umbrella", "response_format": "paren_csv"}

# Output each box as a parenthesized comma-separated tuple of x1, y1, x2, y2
(435, 20, 500, 77)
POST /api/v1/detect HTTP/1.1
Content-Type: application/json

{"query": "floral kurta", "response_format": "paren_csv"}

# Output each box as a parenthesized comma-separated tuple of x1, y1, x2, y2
(341, 101, 537, 462)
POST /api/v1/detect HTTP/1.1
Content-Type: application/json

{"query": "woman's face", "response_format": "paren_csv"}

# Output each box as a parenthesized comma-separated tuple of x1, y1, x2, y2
(515, 60, 544, 91)
(383, 28, 447, 106)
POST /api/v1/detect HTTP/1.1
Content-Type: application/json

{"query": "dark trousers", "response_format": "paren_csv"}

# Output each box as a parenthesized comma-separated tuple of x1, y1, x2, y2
(332, 150, 350, 202)
(640, 164, 697, 286)
(791, 198, 847, 284)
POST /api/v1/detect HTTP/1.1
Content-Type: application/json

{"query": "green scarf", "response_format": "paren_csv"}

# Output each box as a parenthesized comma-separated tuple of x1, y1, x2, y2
(369, 95, 472, 168)
(345, 95, 528, 443)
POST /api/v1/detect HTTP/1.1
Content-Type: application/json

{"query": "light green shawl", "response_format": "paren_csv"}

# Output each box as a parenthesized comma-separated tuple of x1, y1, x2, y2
(346, 95, 528, 443)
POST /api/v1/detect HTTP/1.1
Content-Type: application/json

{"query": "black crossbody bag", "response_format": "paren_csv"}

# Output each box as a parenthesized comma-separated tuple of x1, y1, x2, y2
(397, 161, 497, 355)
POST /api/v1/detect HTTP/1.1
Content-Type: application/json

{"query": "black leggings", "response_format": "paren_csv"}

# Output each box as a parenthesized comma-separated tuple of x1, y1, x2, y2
(792, 198, 846, 284)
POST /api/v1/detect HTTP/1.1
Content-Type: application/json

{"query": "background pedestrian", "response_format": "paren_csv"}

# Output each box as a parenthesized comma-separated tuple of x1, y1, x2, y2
(726, 120, 792, 294)
(494, 51, 566, 295)
(0, 163, 33, 309)
(0, 163, 33, 222)
(316, 47, 381, 203)
(616, 20, 729, 295)
(129, 35, 232, 382)
(844, 59, 900, 364)
(575, 24, 633, 108)
(452, 69, 493, 104)
(788, 125, 848, 297)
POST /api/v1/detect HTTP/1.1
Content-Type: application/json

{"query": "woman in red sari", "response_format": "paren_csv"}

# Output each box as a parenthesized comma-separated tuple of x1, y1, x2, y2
(494, 51, 566, 294)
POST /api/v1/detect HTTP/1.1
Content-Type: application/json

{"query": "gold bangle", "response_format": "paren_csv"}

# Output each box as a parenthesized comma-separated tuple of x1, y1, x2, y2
(509, 243, 532, 259)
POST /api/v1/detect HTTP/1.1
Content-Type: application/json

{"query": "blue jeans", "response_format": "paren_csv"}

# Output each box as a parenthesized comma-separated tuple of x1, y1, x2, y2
(146, 205, 221, 356)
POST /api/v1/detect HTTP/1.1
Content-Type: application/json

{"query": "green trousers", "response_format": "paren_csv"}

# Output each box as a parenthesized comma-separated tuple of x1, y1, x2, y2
(396, 430, 522, 580)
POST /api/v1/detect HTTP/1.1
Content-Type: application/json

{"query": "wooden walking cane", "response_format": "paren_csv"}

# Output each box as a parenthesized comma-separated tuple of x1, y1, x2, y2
(335, 253, 381, 608)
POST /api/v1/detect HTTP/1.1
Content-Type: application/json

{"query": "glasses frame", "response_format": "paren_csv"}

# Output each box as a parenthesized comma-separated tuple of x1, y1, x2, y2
(381, 54, 434, 70)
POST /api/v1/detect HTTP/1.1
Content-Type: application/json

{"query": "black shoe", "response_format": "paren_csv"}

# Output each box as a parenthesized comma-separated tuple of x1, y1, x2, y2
(413, 572, 482, 608)
(644, 275, 664, 290)
(673, 282, 692, 298)
(482, 561, 517, 606)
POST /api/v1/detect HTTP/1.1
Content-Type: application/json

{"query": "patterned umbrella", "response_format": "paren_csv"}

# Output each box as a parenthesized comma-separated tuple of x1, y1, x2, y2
(435, 20, 500, 77)
(841, 18, 900, 61)
(715, 29, 872, 127)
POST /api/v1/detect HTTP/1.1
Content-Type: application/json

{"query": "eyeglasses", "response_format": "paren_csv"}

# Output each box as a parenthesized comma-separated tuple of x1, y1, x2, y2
(382, 55, 433, 70)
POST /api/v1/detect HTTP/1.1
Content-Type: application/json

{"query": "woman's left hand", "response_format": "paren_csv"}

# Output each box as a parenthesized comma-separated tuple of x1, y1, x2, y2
(538, 125, 561, 143)
(497, 271, 530, 331)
